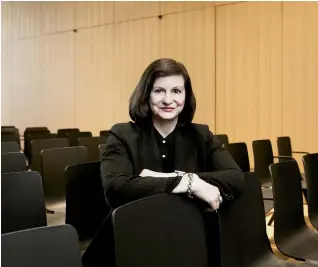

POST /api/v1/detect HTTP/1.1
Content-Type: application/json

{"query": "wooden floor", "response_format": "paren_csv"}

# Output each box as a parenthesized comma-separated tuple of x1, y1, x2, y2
(46, 201, 315, 260)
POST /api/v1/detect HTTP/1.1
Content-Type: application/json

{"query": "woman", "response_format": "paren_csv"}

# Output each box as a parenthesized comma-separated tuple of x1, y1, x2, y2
(102, 58, 244, 210)
(83, 58, 244, 267)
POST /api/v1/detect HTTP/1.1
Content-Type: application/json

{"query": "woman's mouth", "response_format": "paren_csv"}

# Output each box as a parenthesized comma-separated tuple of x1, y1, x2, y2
(160, 107, 175, 112)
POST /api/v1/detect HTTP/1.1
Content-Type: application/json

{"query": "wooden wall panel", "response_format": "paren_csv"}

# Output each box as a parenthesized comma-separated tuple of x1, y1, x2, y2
(10, 2, 42, 38)
(216, 2, 282, 165)
(41, 32, 75, 132)
(74, 26, 114, 135)
(160, 1, 235, 15)
(161, 1, 211, 15)
(1, 2, 12, 40)
(5, 0, 317, 161)
(113, 17, 161, 123)
(161, 7, 216, 130)
(1, 3, 12, 124)
(1, 40, 12, 124)
(41, 2, 74, 34)
(11, 37, 45, 129)
(283, 2, 318, 155)
(114, 1, 160, 22)
(75, 1, 114, 29)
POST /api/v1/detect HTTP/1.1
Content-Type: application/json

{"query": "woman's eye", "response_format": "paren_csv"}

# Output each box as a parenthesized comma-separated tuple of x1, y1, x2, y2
(172, 89, 182, 94)
(155, 89, 164, 93)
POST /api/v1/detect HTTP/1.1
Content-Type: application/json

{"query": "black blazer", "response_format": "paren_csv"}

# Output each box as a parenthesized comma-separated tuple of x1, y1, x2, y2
(101, 121, 244, 208)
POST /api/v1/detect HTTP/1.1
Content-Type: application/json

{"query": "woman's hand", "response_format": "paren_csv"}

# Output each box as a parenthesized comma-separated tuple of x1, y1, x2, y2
(140, 169, 177, 178)
(193, 176, 221, 211)
(172, 173, 221, 211)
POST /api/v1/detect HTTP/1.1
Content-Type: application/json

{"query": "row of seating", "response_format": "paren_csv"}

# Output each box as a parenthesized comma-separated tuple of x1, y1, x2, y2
(219, 134, 318, 264)
(2, 126, 317, 267)
(217, 135, 309, 218)
(225, 138, 313, 218)
(2, 135, 107, 164)
(1, 144, 108, 209)
(1, 126, 110, 241)
(1, 129, 313, 220)
(269, 160, 318, 264)
(2, 173, 316, 267)
(1, 125, 109, 153)
(2, 162, 109, 241)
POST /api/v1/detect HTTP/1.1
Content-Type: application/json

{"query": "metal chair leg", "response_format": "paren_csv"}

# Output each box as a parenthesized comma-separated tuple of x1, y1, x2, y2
(268, 213, 274, 226)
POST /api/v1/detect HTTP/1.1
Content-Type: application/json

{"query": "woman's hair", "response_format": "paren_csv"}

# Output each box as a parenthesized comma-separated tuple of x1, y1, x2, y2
(129, 58, 196, 124)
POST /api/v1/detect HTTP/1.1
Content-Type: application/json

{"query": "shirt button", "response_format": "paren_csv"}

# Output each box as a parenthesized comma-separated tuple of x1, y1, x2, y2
(162, 140, 166, 144)
(162, 155, 166, 158)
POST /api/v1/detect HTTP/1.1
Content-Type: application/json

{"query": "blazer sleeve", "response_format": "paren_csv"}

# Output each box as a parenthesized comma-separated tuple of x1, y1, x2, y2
(101, 133, 178, 208)
(196, 129, 245, 202)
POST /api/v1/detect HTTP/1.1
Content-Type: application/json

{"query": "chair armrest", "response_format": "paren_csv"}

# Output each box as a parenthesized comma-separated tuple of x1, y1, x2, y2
(273, 155, 295, 163)
(292, 151, 310, 155)
(273, 155, 295, 160)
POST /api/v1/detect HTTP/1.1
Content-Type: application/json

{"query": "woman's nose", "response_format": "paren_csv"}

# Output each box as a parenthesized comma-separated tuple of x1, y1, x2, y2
(163, 93, 173, 104)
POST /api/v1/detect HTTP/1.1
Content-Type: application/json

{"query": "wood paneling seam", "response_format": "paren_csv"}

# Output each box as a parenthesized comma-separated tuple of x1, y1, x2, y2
(281, 1, 284, 136)
(214, 5, 217, 133)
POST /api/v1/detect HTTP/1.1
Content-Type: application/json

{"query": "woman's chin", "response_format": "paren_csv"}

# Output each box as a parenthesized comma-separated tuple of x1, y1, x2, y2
(157, 114, 178, 121)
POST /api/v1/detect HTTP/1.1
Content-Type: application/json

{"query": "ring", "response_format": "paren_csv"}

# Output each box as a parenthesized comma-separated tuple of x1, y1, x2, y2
(219, 196, 223, 204)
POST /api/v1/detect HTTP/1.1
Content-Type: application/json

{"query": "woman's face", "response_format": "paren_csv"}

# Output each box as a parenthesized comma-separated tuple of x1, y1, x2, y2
(149, 75, 186, 122)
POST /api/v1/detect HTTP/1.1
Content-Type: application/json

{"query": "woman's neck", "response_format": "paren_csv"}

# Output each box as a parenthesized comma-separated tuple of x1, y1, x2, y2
(152, 117, 178, 138)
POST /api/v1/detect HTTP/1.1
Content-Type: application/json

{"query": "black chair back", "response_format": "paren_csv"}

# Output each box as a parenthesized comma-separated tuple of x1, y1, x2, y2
(277, 136, 293, 161)
(25, 127, 48, 131)
(215, 134, 229, 146)
(67, 131, 92, 146)
(303, 153, 318, 229)
(26, 129, 50, 140)
(252, 139, 274, 186)
(1, 152, 27, 173)
(78, 136, 108, 161)
(1, 141, 20, 153)
(2, 127, 20, 146)
(1, 171, 47, 234)
(2, 225, 83, 267)
(219, 172, 314, 267)
(65, 161, 109, 240)
(269, 161, 318, 262)
(24, 127, 49, 155)
(57, 128, 80, 138)
(30, 138, 69, 176)
(100, 130, 109, 138)
(219, 172, 274, 267)
(112, 194, 211, 267)
(41, 146, 88, 208)
(2, 126, 19, 134)
(225, 142, 250, 172)
(270, 161, 305, 238)
(26, 132, 57, 164)
(1, 134, 17, 143)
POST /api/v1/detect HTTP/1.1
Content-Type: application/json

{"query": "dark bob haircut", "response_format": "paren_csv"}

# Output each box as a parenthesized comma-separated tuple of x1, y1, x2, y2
(129, 58, 196, 124)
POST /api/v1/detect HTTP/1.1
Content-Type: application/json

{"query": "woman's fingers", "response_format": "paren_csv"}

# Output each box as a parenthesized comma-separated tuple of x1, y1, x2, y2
(212, 199, 220, 210)
(205, 199, 220, 212)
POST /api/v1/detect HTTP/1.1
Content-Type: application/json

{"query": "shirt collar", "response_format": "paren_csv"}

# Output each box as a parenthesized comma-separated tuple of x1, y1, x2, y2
(153, 125, 178, 146)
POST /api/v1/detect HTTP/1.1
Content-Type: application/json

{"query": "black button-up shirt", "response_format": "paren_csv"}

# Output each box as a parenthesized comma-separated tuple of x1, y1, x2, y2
(153, 126, 177, 173)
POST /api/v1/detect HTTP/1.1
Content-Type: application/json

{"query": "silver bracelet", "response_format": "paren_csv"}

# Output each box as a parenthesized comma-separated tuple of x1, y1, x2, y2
(187, 173, 194, 198)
